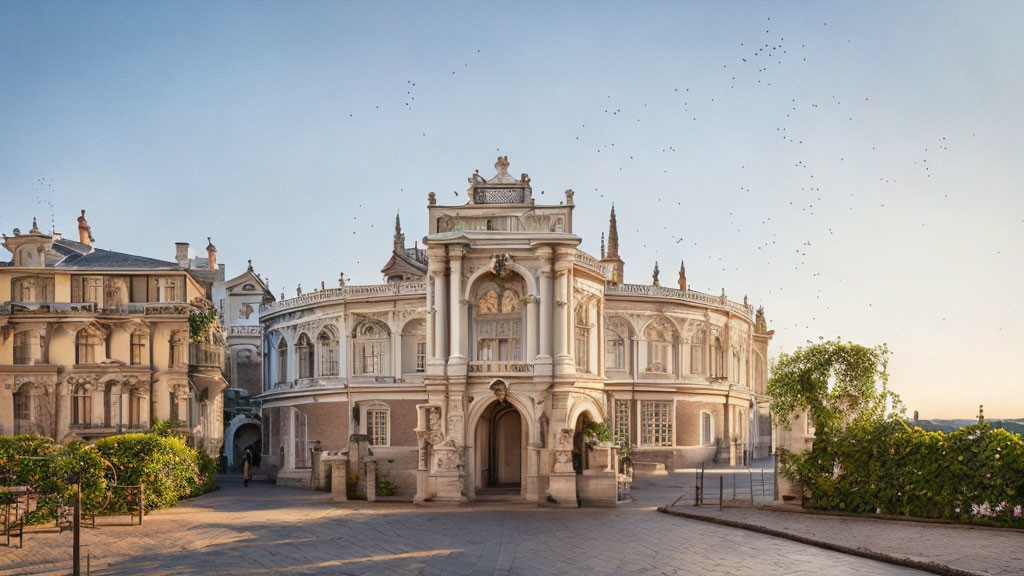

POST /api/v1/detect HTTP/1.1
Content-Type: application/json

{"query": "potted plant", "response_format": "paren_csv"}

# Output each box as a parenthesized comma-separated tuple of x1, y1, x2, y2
(583, 421, 613, 447)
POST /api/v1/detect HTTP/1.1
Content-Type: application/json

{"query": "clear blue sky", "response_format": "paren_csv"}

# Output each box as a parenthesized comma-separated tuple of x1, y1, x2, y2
(2, 2, 1022, 418)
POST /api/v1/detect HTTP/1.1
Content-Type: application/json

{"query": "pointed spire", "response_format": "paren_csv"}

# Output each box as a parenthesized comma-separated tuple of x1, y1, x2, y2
(677, 259, 687, 291)
(607, 204, 619, 258)
(393, 211, 405, 252)
(652, 261, 660, 286)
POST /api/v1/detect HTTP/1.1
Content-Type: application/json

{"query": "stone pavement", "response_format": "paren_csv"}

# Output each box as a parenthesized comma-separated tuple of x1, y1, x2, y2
(646, 469, 1024, 576)
(1, 472, 935, 576)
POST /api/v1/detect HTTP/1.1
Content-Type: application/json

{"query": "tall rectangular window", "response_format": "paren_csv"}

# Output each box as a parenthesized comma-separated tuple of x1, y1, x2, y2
(84, 277, 104, 305)
(14, 332, 39, 365)
(367, 408, 389, 446)
(14, 391, 31, 421)
(606, 338, 625, 370)
(701, 412, 713, 446)
(613, 399, 631, 446)
(640, 400, 673, 447)
(415, 341, 426, 372)
(131, 332, 146, 365)
(293, 411, 309, 468)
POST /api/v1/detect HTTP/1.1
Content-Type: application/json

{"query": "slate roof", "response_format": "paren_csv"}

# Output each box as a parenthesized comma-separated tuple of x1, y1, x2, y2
(51, 238, 179, 270)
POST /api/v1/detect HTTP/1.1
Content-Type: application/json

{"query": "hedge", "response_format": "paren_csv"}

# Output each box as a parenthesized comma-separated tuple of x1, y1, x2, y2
(782, 420, 1024, 527)
(0, 430, 217, 523)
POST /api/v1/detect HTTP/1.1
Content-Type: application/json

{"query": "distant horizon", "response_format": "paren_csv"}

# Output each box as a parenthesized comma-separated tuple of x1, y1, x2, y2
(1, 2, 1021, 419)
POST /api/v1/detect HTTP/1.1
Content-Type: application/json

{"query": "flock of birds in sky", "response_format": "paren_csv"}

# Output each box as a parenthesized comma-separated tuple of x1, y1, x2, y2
(12, 15, 1015, 349)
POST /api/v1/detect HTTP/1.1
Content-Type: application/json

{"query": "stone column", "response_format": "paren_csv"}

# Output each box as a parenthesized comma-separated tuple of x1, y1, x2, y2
(553, 253, 573, 375)
(538, 271, 553, 360)
(525, 295, 539, 362)
(392, 329, 402, 378)
(448, 247, 467, 374)
(428, 254, 448, 373)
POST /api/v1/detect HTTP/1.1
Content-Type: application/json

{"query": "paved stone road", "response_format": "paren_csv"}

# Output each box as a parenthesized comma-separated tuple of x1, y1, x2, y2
(2, 474, 932, 576)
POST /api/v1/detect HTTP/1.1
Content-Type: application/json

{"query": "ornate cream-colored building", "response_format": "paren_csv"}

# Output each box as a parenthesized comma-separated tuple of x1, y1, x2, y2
(0, 213, 229, 455)
(258, 158, 773, 505)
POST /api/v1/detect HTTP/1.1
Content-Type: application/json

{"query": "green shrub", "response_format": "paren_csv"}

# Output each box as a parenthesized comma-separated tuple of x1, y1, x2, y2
(376, 475, 397, 496)
(784, 420, 1024, 527)
(583, 421, 613, 444)
(347, 473, 364, 500)
(0, 431, 217, 522)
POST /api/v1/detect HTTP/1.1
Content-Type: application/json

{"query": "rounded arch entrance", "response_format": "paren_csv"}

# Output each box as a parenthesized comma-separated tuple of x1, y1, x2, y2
(224, 413, 261, 469)
(465, 381, 535, 499)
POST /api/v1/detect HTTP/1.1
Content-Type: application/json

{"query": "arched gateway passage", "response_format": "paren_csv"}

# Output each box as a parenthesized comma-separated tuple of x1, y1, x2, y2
(474, 401, 525, 492)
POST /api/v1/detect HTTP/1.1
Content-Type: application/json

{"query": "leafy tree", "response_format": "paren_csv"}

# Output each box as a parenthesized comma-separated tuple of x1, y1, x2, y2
(768, 338, 903, 436)
(188, 303, 219, 343)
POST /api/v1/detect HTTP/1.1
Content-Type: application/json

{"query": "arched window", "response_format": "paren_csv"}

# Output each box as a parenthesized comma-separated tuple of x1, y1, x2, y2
(13, 384, 33, 434)
(574, 302, 590, 371)
(296, 333, 313, 379)
(317, 327, 339, 377)
(472, 276, 523, 362)
(293, 409, 309, 468)
(605, 318, 630, 372)
(690, 324, 706, 374)
(276, 339, 288, 384)
(14, 331, 40, 365)
(76, 330, 99, 364)
(353, 321, 390, 375)
(700, 411, 714, 446)
(401, 319, 427, 374)
(72, 383, 92, 427)
(712, 336, 724, 378)
(131, 330, 147, 365)
(644, 318, 675, 373)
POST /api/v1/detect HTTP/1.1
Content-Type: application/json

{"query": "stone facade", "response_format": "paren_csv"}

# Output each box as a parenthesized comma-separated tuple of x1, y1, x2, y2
(0, 213, 229, 455)
(258, 158, 774, 505)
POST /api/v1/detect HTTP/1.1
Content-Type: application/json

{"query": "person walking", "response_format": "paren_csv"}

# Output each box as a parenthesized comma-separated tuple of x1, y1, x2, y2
(242, 447, 253, 487)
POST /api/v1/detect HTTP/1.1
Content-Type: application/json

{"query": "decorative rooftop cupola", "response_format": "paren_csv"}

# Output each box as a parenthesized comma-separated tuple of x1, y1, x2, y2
(206, 237, 218, 270)
(677, 259, 687, 291)
(652, 261, 660, 286)
(77, 209, 94, 246)
(3, 217, 54, 267)
(393, 212, 406, 252)
(600, 205, 625, 285)
(465, 155, 534, 205)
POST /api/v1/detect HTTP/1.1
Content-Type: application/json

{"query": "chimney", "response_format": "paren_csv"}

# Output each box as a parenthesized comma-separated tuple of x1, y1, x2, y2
(175, 242, 190, 268)
(206, 237, 217, 270)
(77, 209, 94, 246)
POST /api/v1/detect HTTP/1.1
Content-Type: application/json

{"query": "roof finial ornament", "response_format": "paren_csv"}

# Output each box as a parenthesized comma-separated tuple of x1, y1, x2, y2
(393, 211, 406, 252)
(338, 272, 346, 287)
(247, 259, 253, 271)
(652, 261, 660, 286)
(31, 217, 39, 234)
(677, 259, 687, 291)
(495, 155, 510, 177)
(427, 191, 436, 206)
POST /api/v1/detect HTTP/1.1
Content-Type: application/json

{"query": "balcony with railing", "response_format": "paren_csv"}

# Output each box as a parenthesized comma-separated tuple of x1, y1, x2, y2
(1, 301, 193, 316)
(189, 343, 226, 371)
(259, 280, 426, 316)
(604, 284, 754, 320)
(573, 251, 612, 279)
(1, 301, 97, 314)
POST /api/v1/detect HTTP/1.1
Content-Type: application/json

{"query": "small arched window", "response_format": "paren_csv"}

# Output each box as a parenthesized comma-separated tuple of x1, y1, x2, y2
(644, 318, 675, 373)
(690, 324, 706, 374)
(363, 402, 390, 446)
(472, 277, 523, 362)
(296, 333, 313, 379)
(317, 327, 339, 377)
(711, 336, 724, 378)
(276, 338, 288, 384)
(700, 411, 714, 446)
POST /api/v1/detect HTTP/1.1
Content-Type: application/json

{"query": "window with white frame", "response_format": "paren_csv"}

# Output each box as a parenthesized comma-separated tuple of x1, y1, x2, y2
(640, 400, 673, 446)
(14, 331, 40, 365)
(613, 399, 631, 446)
(367, 405, 390, 446)
(701, 411, 713, 446)
(317, 327, 339, 376)
(415, 341, 426, 372)
(296, 333, 313, 379)
(353, 321, 389, 375)
(276, 338, 288, 383)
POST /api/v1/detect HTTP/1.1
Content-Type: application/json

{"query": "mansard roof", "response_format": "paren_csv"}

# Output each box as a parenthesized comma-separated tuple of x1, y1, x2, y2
(51, 239, 179, 270)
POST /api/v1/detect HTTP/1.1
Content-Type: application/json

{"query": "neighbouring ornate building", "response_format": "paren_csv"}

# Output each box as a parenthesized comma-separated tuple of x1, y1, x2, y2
(0, 212, 229, 456)
(213, 260, 274, 468)
(258, 157, 773, 505)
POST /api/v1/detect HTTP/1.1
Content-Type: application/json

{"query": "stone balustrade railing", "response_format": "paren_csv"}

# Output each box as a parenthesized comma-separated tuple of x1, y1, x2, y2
(605, 284, 754, 320)
(468, 361, 534, 374)
(573, 251, 611, 279)
(259, 281, 426, 315)
(1, 301, 193, 316)
(228, 325, 262, 336)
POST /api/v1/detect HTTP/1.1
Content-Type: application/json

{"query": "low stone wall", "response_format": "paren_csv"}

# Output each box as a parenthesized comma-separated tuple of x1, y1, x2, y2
(631, 446, 717, 470)
(373, 446, 418, 499)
